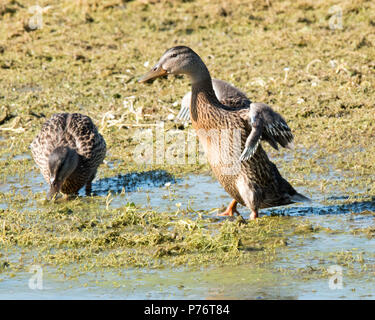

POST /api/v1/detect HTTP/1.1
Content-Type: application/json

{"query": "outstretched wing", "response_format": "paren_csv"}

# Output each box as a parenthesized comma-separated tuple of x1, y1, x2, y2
(240, 103, 294, 162)
(176, 78, 251, 122)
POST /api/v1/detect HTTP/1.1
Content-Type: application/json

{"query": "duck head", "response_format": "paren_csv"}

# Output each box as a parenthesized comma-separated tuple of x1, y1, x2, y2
(138, 46, 210, 84)
(47, 146, 79, 200)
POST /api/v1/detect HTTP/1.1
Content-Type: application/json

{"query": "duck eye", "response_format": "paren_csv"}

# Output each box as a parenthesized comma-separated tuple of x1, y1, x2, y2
(171, 53, 178, 58)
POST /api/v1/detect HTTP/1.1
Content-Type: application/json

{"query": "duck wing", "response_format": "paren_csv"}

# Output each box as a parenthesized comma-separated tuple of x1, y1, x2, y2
(177, 91, 192, 121)
(30, 113, 70, 182)
(65, 113, 107, 167)
(177, 78, 251, 121)
(239, 103, 294, 162)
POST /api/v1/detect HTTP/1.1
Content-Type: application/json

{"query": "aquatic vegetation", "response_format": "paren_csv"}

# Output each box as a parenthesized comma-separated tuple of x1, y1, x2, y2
(0, 196, 312, 271)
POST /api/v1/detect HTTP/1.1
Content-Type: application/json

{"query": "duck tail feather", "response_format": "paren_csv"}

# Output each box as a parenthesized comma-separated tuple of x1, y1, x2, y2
(291, 192, 311, 203)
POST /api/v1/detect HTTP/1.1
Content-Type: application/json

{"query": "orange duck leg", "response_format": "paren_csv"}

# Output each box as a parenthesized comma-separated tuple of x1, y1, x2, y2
(217, 199, 240, 217)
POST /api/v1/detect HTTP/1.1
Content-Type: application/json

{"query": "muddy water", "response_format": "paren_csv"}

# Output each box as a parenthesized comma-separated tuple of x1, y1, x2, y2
(1, 170, 375, 299)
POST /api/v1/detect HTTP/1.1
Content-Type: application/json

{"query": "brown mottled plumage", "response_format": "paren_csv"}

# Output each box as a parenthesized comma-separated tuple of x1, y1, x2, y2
(139, 46, 310, 220)
(30, 113, 106, 199)
(177, 78, 251, 121)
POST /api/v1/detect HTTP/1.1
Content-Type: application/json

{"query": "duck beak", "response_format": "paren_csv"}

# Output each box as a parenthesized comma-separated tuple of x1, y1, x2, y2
(47, 187, 58, 200)
(47, 177, 61, 200)
(138, 64, 168, 83)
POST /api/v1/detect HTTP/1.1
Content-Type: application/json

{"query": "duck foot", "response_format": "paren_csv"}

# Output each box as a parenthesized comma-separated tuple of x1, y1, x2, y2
(217, 199, 240, 217)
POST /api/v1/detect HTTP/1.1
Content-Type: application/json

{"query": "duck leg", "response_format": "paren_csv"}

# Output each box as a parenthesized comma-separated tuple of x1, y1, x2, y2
(85, 182, 92, 196)
(85, 171, 96, 196)
(217, 199, 240, 216)
(250, 209, 258, 220)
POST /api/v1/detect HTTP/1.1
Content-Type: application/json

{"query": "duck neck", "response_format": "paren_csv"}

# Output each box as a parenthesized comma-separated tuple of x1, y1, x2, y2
(49, 147, 79, 181)
(190, 66, 220, 122)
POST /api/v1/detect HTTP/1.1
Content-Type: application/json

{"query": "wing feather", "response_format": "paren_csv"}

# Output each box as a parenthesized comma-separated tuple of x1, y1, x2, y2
(240, 103, 294, 162)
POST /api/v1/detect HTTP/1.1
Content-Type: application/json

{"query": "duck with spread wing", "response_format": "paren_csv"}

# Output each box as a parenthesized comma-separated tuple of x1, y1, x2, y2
(139, 46, 310, 220)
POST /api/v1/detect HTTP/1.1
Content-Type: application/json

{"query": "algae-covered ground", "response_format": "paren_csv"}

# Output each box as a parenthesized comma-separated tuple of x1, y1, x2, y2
(0, 0, 375, 299)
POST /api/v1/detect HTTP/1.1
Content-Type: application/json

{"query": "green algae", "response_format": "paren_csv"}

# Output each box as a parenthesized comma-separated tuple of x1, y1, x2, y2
(0, 197, 315, 272)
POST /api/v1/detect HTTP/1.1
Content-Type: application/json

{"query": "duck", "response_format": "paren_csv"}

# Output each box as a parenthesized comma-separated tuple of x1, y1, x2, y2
(30, 113, 106, 199)
(139, 46, 310, 220)
(176, 77, 299, 216)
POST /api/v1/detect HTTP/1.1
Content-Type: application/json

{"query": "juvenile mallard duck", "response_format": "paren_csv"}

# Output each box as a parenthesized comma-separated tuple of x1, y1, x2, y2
(176, 78, 296, 216)
(30, 113, 106, 199)
(139, 46, 309, 220)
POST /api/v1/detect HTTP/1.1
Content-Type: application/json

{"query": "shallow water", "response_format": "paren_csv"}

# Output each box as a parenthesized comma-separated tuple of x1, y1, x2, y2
(2, 257, 374, 299)
(1, 170, 375, 299)
(4, 168, 374, 217)
(106, 173, 231, 214)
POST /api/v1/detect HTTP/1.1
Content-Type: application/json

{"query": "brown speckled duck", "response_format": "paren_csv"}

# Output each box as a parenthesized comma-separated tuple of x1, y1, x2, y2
(139, 46, 310, 220)
(30, 113, 106, 199)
